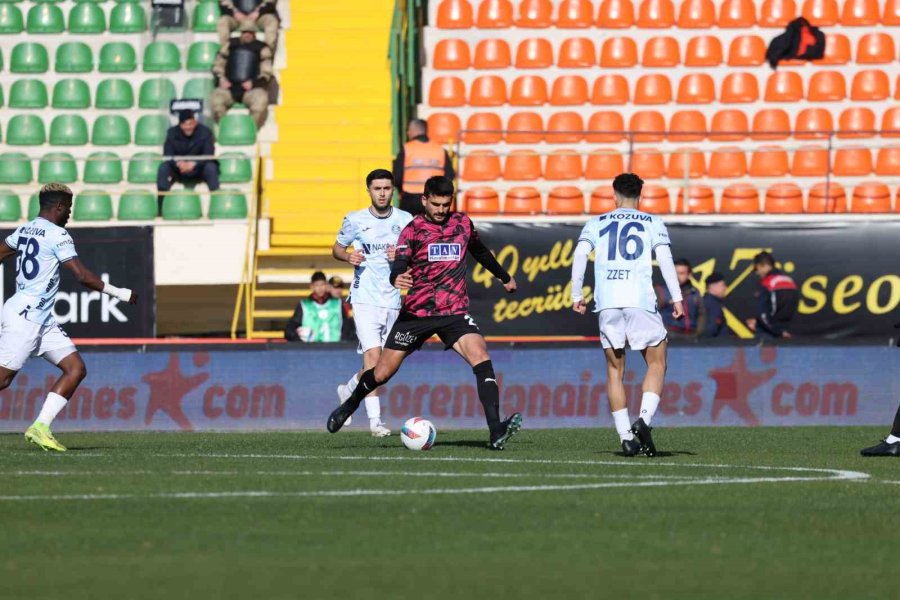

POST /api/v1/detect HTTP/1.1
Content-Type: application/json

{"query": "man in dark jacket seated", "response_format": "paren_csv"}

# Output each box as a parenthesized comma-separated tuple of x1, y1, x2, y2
(156, 110, 219, 215)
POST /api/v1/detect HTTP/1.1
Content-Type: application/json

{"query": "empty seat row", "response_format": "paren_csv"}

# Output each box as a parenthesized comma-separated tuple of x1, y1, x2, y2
(432, 34, 899, 70)
(431, 107, 900, 143)
(0, 113, 257, 147)
(436, 0, 900, 29)
(3, 40, 219, 73)
(428, 71, 900, 106)
(0, 1, 223, 34)
(0, 77, 215, 110)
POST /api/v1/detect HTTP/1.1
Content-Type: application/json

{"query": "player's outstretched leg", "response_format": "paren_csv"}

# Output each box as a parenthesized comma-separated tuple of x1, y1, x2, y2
(327, 349, 406, 434)
(471, 360, 522, 450)
(630, 342, 666, 457)
(861, 403, 900, 457)
(604, 347, 641, 456)
(23, 353, 86, 452)
(336, 370, 362, 428)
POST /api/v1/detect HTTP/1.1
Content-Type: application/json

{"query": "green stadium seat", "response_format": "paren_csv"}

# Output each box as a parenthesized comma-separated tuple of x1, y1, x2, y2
(0, 153, 33, 184)
(0, 190, 22, 222)
(192, 1, 220, 31)
(143, 40, 181, 72)
(74, 190, 113, 221)
(55, 41, 92, 72)
(9, 79, 48, 108)
(217, 114, 257, 145)
(12, 42, 49, 73)
(139, 78, 176, 109)
(83, 152, 123, 184)
(26, 4, 64, 33)
(52, 79, 91, 109)
(27, 194, 38, 221)
(91, 115, 131, 145)
(38, 152, 78, 183)
(50, 114, 89, 145)
(187, 41, 218, 71)
(219, 153, 253, 183)
(67, 1, 105, 33)
(109, 2, 145, 32)
(162, 190, 202, 220)
(95, 78, 134, 109)
(117, 190, 157, 220)
(208, 190, 248, 219)
(127, 152, 162, 183)
(0, 3, 23, 34)
(7, 114, 46, 145)
(183, 77, 215, 100)
(134, 114, 169, 146)
(99, 41, 137, 72)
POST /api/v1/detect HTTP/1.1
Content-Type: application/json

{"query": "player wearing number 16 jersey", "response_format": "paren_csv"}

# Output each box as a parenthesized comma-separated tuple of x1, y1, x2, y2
(0, 183, 138, 452)
(570, 173, 684, 458)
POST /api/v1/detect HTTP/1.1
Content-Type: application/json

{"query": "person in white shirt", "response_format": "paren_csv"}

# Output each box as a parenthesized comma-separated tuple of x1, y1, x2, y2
(332, 169, 413, 437)
(0, 183, 138, 451)
(571, 173, 684, 457)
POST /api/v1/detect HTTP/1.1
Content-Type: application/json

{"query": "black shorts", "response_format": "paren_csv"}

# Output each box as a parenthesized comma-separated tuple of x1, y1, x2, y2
(384, 312, 482, 353)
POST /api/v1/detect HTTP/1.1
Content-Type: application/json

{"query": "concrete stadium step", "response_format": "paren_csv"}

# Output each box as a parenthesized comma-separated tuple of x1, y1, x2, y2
(252, 309, 295, 319)
(273, 107, 390, 127)
(246, 330, 284, 339)
(270, 142, 388, 158)
(275, 125, 391, 144)
(270, 232, 336, 247)
(254, 287, 314, 296)
(265, 181, 366, 202)
(292, 12, 392, 29)
(269, 160, 375, 181)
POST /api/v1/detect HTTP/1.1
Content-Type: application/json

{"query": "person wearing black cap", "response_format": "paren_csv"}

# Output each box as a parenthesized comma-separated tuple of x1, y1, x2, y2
(701, 272, 728, 337)
(156, 110, 220, 216)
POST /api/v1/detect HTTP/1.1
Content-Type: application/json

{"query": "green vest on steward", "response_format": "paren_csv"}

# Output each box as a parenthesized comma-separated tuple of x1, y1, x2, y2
(300, 298, 343, 342)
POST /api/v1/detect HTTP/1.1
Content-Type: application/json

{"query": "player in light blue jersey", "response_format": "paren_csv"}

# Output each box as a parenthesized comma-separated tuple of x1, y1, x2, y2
(570, 173, 684, 458)
(332, 169, 413, 436)
(0, 184, 138, 451)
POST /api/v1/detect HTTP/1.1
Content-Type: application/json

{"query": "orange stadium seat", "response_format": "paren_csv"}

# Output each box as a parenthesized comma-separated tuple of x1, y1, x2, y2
(882, 107, 900, 137)
(630, 110, 666, 141)
(586, 151, 625, 178)
(721, 184, 761, 213)
(545, 150, 584, 179)
(669, 110, 707, 141)
(765, 183, 804, 213)
(433, 39, 471, 70)
(516, 0, 553, 27)
(708, 147, 748, 177)
(841, 0, 879, 25)
(851, 182, 891, 212)
(557, 0, 594, 27)
(590, 187, 617, 213)
(429, 77, 466, 106)
(675, 185, 715, 213)
(875, 147, 900, 175)
(677, 73, 716, 104)
(856, 33, 896, 64)
(637, 0, 675, 27)
(807, 181, 847, 212)
(642, 36, 681, 67)
(718, 0, 757, 26)
(813, 34, 851, 65)
(765, 71, 804, 102)
(801, 0, 838, 25)
(560, 38, 598, 67)
(630, 149, 666, 178)
(515, 38, 553, 68)
(639, 185, 671, 213)
(506, 112, 544, 143)
(721, 72, 760, 103)
(759, 0, 797, 26)
(727, 35, 766, 66)
(791, 145, 829, 176)
(546, 111, 586, 143)
(838, 107, 876, 138)
(750, 146, 790, 177)
(586, 111, 626, 142)
(598, 0, 636, 27)
(666, 147, 706, 178)
(474, 39, 512, 69)
(462, 113, 503, 144)
(464, 188, 501, 214)
(711, 109, 750, 140)
(600, 37, 637, 68)
(428, 113, 462, 144)
(685, 36, 723, 66)
(547, 186, 586, 214)
(470, 75, 508, 106)
(634, 74, 673, 104)
(477, 0, 515, 27)
(833, 147, 873, 175)
(510, 75, 549, 105)
(437, 0, 474, 28)
(504, 150, 542, 180)
(462, 151, 502, 181)
(752, 109, 791, 140)
(551, 75, 589, 105)
(807, 71, 846, 101)
(794, 108, 833, 139)
(884, 0, 900, 24)
(504, 186, 543, 213)
(678, 0, 716, 27)
(851, 70, 890, 101)
(592, 74, 630, 104)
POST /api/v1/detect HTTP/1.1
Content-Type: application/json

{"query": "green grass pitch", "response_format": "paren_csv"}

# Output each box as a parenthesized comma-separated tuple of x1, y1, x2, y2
(1, 427, 898, 600)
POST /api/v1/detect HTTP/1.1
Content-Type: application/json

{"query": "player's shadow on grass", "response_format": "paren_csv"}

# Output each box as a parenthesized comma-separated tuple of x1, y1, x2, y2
(600, 450, 697, 458)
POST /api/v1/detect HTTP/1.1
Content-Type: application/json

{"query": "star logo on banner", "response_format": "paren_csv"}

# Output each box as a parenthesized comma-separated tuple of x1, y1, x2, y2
(142, 353, 210, 431)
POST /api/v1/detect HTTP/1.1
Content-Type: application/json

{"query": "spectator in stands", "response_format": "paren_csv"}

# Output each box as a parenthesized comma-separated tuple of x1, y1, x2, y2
(746, 251, 799, 339)
(285, 271, 355, 343)
(157, 110, 220, 216)
(210, 21, 273, 129)
(657, 258, 704, 339)
(701, 272, 728, 337)
(218, 0, 280, 49)
(392, 119, 455, 216)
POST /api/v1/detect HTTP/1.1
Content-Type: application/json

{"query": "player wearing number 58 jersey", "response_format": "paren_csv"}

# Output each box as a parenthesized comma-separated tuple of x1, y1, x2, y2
(571, 173, 684, 458)
(0, 183, 138, 452)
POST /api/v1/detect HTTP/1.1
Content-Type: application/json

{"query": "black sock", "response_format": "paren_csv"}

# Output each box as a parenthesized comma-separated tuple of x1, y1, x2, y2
(474, 360, 502, 437)
(891, 403, 900, 438)
(346, 369, 379, 411)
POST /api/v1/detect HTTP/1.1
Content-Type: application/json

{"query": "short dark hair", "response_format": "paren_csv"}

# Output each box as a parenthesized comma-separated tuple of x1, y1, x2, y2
(753, 251, 775, 267)
(674, 258, 692, 270)
(366, 169, 394, 187)
(39, 183, 73, 209)
(310, 271, 327, 284)
(612, 173, 643, 200)
(408, 119, 428, 134)
(706, 272, 724, 285)
(423, 175, 454, 198)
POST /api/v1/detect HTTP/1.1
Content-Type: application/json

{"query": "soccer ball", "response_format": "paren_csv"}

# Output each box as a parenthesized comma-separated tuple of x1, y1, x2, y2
(400, 417, 436, 451)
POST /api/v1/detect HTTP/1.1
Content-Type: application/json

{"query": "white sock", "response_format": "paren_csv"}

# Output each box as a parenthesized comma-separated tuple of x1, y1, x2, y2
(886, 434, 900, 444)
(365, 396, 381, 424)
(612, 408, 634, 442)
(639, 392, 661, 426)
(346, 373, 359, 393)
(36, 392, 68, 427)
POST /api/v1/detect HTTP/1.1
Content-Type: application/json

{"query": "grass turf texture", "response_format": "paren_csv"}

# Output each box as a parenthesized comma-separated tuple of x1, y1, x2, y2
(1, 427, 898, 600)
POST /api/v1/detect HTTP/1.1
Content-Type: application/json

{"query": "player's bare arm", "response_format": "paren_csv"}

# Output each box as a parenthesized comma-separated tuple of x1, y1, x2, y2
(332, 242, 364, 266)
(0, 243, 15, 262)
(63, 258, 138, 304)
